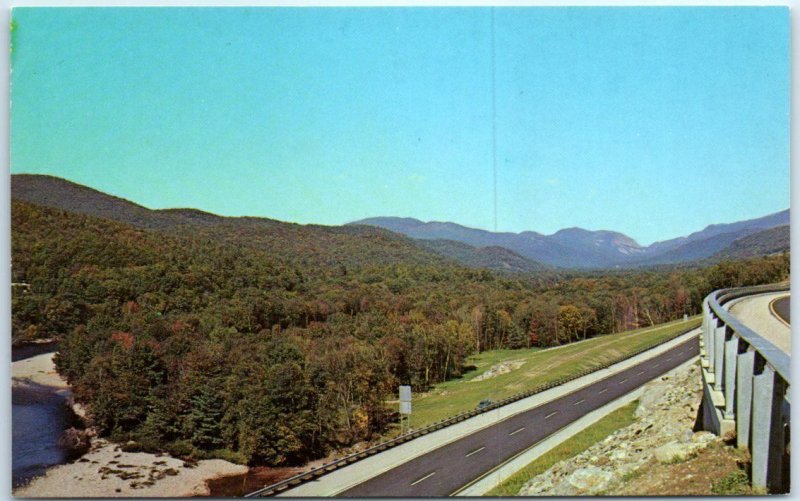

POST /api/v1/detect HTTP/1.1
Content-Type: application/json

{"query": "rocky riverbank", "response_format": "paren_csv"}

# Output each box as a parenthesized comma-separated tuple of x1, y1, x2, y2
(518, 360, 728, 496)
(12, 352, 247, 497)
(13, 439, 248, 497)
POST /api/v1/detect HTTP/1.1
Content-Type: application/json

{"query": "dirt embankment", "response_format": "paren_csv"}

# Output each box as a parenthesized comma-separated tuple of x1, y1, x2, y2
(518, 361, 751, 496)
(12, 353, 248, 498)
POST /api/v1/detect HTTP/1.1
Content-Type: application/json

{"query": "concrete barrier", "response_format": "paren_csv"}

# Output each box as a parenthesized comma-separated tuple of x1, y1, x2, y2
(700, 284, 790, 493)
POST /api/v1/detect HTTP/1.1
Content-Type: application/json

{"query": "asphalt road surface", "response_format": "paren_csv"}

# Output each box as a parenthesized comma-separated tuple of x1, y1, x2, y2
(340, 336, 699, 497)
(772, 296, 790, 324)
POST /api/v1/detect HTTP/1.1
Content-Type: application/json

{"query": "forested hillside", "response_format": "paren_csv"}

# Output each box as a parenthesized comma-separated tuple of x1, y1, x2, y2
(415, 239, 548, 274)
(12, 174, 549, 275)
(11, 187, 790, 467)
(708, 225, 790, 261)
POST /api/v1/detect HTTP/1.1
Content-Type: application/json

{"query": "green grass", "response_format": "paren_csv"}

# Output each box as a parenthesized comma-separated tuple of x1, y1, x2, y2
(485, 400, 640, 496)
(404, 316, 700, 429)
(711, 470, 751, 495)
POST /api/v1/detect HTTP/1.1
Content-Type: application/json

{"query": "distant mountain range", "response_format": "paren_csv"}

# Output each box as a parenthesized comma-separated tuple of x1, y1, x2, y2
(10, 174, 544, 275)
(350, 209, 790, 269)
(11, 174, 789, 271)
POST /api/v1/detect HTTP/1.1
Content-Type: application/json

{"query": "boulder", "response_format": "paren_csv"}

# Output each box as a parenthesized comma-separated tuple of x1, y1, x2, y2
(58, 427, 91, 460)
(567, 467, 614, 494)
(691, 431, 717, 444)
(654, 441, 694, 463)
(635, 381, 670, 417)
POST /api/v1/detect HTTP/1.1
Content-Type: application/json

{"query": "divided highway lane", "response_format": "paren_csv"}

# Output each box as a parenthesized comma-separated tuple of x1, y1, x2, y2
(340, 337, 699, 497)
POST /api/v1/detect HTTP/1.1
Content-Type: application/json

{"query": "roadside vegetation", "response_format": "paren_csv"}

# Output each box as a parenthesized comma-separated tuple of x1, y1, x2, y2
(611, 440, 754, 496)
(407, 318, 698, 427)
(487, 400, 639, 496)
(11, 197, 790, 467)
(711, 469, 752, 495)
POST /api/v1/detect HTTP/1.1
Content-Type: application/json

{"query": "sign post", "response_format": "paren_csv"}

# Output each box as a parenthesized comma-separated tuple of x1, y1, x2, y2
(399, 385, 412, 435)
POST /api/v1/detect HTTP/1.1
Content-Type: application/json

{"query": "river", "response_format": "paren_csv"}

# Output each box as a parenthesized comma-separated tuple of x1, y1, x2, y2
(11, 343, 302, 495)
(12, 343, 77, 488)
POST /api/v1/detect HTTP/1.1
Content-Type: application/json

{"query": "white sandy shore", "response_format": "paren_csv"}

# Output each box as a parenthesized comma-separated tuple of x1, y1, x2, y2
(12, 352, 69, 390)
(12, 352, 248, 498)
(13, 440, 248, 498)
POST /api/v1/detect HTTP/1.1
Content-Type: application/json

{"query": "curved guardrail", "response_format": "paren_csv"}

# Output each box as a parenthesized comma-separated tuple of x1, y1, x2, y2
(700, 283, 790, 493)
(246, 320, 700, 497)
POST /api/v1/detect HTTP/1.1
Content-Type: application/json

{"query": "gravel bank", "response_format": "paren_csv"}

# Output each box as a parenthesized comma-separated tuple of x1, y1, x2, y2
(13, 439, 248, 498)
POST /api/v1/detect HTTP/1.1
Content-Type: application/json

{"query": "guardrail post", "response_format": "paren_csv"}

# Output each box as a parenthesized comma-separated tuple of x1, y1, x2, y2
(701, 301, 709, 358)
(706, 306, 714, 366)
(707, 314, 716, 373)
(751, 361, 787, 492)
(713, 323, 726, 391)
(723, 334, 739, 419)
(700, 286, 790, 494)
(735, 346, 755, 449)
(767, 379, 788, 494)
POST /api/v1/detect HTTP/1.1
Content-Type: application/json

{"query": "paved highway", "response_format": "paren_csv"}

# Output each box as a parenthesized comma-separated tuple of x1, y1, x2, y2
(772, 296, 790, 324)
(340, 337, 699, 497)
(728, 292, 790, 354)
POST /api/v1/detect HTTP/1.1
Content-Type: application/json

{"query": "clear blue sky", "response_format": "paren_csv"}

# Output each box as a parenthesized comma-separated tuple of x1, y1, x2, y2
(11, 7, 789, 245)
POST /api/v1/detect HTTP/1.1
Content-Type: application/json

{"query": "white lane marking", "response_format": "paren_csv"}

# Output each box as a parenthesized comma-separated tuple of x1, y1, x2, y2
(653, 363, 660, 368)
(636, 371, 645, 376)
(545, 411, 558, 419)
(509, 427, 525, 436)
(598, 388, 608, 394)
(619, 378, 628, 384)
(665, 357, 672, 362)
(411, 472, 436, 486)
(573, 399, 585, 406)
(465, 446, 486, 458)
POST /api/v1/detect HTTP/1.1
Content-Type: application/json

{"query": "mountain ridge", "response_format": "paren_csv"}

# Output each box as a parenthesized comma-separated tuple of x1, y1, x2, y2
(10, 174, 551, 274)
(11, 174, 788, 270)
(707, 225, 790, 262)
(351, 209, 789, 268)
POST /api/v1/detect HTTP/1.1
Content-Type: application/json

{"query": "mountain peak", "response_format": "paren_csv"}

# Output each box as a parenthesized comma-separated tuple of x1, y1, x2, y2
(553, 226, 590, 236)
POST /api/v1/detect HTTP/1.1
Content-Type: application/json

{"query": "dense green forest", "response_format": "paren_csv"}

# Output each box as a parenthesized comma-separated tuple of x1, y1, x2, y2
(11, 199, 789, 466)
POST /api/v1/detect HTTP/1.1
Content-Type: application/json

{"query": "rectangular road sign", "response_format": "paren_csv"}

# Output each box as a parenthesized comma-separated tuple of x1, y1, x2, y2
(400, 401, 412, 415)
(399, 385, 411, 402)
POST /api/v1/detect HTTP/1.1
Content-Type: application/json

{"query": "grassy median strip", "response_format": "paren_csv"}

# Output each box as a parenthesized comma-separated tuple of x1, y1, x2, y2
(408, 316, 700, 429)
(485, 400, 639, 496)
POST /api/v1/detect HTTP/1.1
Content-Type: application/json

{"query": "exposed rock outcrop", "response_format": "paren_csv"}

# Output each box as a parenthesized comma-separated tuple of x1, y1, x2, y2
(518, 360, 719, 496)
(58, 427, 93, 460)
(471, 360, 526, 382)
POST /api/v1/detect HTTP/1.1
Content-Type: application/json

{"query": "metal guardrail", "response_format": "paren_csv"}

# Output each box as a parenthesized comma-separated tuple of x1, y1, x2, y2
(246, 320, 701, 497)
(701, 283, 790, 493)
